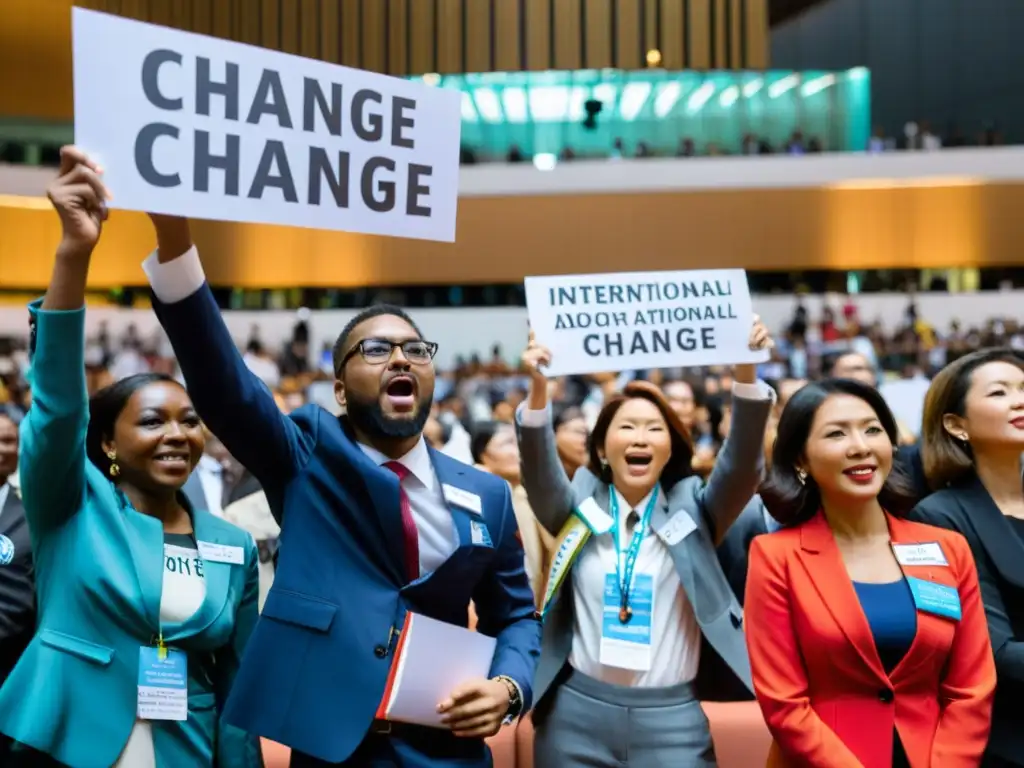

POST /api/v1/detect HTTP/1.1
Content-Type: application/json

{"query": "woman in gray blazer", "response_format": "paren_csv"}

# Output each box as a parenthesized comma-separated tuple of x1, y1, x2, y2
(516, 322, 774, 768)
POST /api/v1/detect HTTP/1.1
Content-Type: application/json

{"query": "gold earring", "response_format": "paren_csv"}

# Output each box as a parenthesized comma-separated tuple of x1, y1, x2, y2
(106, 450, 120, 478)
(796, 469, 807, 485)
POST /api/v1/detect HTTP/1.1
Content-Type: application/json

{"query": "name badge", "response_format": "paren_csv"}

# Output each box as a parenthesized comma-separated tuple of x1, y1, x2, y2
(470, 519, 493, 547)
(892, 542, 948, 568)
(656, 510, 697, 547)
(906, 576, 961, 621)
(197, 541, 244, 565)
(576, 497, 614, 535)
(442, 484, 482, 515)
(137, 647, 188, 721)
(599, 573, 654, 672)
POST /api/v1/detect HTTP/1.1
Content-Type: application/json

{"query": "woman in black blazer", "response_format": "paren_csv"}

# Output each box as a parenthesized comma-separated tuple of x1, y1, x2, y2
(910, 348, 1024, 767)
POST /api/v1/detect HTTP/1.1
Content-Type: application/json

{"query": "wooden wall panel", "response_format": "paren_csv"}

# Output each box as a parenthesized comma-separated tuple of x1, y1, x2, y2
(689, 0, 711, 69)
(555, 0, 583, 70)
(3, 0, 775, 120)
(319, 0, 341, 65)
(525, 0, 551, 71)
(493, 0, 522, 71)
(712, 0, 727, 68)
(435, 0, 463, 74)
(585, 0, 613, 70)
(730, 0, 743, 68)
(361, 0, 386, 74)
(746, 0, 769, 68)
(660, 0, 686, 69)
(642, 0, 657, 61)
(615, 0, 642, 70)
(340, 0, 362, 68)
(465, 0, 492, 73)
(387, 0, 409, 74)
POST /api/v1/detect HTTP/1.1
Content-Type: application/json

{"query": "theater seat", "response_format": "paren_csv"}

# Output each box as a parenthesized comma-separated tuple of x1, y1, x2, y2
(515, 713, 535, 768)
(261, 739, 290, 768)
(488, 724, 518, 768)
(511, 705, 771, 768)
(702, 701, 772, 767)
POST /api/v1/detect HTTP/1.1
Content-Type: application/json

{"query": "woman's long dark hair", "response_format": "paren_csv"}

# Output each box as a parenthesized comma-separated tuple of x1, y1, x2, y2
(760, 378, 917, 526)
(85, 372, 182, 476)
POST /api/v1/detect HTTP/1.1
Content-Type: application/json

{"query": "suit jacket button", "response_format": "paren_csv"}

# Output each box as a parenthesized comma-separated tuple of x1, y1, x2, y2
(374, 645, 388, 658)
(878, 689, 894, 703)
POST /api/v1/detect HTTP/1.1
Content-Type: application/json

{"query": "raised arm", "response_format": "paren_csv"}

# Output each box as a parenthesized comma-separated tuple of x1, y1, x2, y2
(514, 333, 577, 536)
(142, 216, 313, 490)
(20, 147, 110, 533)
(699, 317, 775, 545)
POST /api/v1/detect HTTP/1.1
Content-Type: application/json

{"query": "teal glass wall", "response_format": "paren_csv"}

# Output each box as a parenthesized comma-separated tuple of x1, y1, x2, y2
(411, 68, 871, 159)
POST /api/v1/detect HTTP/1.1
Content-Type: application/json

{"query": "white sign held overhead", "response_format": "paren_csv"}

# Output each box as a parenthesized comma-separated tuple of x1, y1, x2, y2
(524, 269, 769, 377)
(71, 8, 461, 242)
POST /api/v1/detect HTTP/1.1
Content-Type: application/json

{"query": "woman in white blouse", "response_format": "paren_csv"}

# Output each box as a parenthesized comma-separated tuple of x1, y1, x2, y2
(515, 323, 773, 767)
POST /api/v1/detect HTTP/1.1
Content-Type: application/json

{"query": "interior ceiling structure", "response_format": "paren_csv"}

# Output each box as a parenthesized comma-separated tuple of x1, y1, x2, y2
(769, 0, 829, 26)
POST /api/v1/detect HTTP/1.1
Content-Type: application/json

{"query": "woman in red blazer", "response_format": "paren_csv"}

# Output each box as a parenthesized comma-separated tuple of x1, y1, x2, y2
(746, 379, 995, 768)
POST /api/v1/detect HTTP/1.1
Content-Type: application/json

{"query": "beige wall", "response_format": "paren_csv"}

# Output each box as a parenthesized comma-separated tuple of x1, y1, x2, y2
(2, 182, 1021, 289)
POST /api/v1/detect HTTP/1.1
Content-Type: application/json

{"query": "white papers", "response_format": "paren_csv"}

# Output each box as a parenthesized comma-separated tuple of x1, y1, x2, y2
(381, 613, 497, 728)
(524, 268, 769, 376)
(72, 8, 461, 242)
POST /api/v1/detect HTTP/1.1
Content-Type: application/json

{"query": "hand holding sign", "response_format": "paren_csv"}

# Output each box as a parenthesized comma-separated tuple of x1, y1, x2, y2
(522, 330, 553, 411)
(734, 315, 775, 385)
(48, 146, 112, 258)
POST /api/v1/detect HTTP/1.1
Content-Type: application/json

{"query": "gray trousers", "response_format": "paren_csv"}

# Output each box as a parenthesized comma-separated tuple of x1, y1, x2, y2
(533, 668, 717, 768)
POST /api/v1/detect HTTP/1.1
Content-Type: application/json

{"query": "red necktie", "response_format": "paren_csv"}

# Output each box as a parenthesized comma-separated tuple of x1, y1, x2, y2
(383, 461, 420, 581)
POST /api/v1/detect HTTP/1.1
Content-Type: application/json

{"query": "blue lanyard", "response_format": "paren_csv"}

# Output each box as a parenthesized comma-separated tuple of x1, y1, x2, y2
(608, 488, 659, 623)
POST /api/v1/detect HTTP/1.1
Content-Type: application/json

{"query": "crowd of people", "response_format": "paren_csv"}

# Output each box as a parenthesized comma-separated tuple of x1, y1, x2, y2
(0, 145, 1023, 768)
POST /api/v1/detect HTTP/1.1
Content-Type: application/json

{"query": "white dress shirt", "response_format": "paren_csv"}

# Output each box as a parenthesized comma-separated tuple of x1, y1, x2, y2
(519, 380, 770, 688)
(357, 438, 458, 577)
(196, 454, 225, 518)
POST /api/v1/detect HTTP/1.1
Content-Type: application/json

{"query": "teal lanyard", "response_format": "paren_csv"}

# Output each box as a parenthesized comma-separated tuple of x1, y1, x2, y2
(608, 489, 659, 624)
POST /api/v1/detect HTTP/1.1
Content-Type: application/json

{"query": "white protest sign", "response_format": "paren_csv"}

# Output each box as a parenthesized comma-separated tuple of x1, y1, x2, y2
(71, 8, 461, 242)
(524, 269, 769, 377)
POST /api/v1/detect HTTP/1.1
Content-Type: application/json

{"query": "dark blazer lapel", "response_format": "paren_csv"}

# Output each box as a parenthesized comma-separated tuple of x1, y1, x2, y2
(338, 418, 407, 584)
(0, 486, 24, 537)
(795, 513, 886, 680)
(955, 476, 1024, 590)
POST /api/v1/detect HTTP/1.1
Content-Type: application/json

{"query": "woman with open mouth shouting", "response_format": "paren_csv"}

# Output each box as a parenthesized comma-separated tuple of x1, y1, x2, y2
(516, 318, 775, 767)
(0, 146, 262, 768)
(745, 378, 995, 768)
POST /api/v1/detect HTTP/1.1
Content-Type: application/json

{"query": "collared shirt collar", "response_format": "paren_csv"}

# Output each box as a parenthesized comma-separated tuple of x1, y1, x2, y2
(612, 485, 659, 526)
(359, 437, 435, 490)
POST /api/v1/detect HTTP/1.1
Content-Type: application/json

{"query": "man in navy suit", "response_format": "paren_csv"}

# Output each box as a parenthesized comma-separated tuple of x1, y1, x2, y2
(141, 215, 540, 767)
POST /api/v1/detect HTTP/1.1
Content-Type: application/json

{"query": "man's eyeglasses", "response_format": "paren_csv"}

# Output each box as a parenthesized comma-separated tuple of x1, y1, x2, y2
(340, 338, 439, 369)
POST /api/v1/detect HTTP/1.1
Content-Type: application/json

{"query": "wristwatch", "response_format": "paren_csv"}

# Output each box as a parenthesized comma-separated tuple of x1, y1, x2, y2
(494, 675, 524, 723)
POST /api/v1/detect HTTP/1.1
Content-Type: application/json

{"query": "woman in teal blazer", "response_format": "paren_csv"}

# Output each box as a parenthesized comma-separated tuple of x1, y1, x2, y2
(0, 148, 263, 768)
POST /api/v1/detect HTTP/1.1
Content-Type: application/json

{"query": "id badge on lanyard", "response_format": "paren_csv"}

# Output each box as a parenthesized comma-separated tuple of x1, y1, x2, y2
(598, 490, 659, 672)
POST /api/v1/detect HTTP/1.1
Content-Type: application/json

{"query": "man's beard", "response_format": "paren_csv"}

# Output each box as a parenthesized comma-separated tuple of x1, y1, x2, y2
(346, 392, 431, 439)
